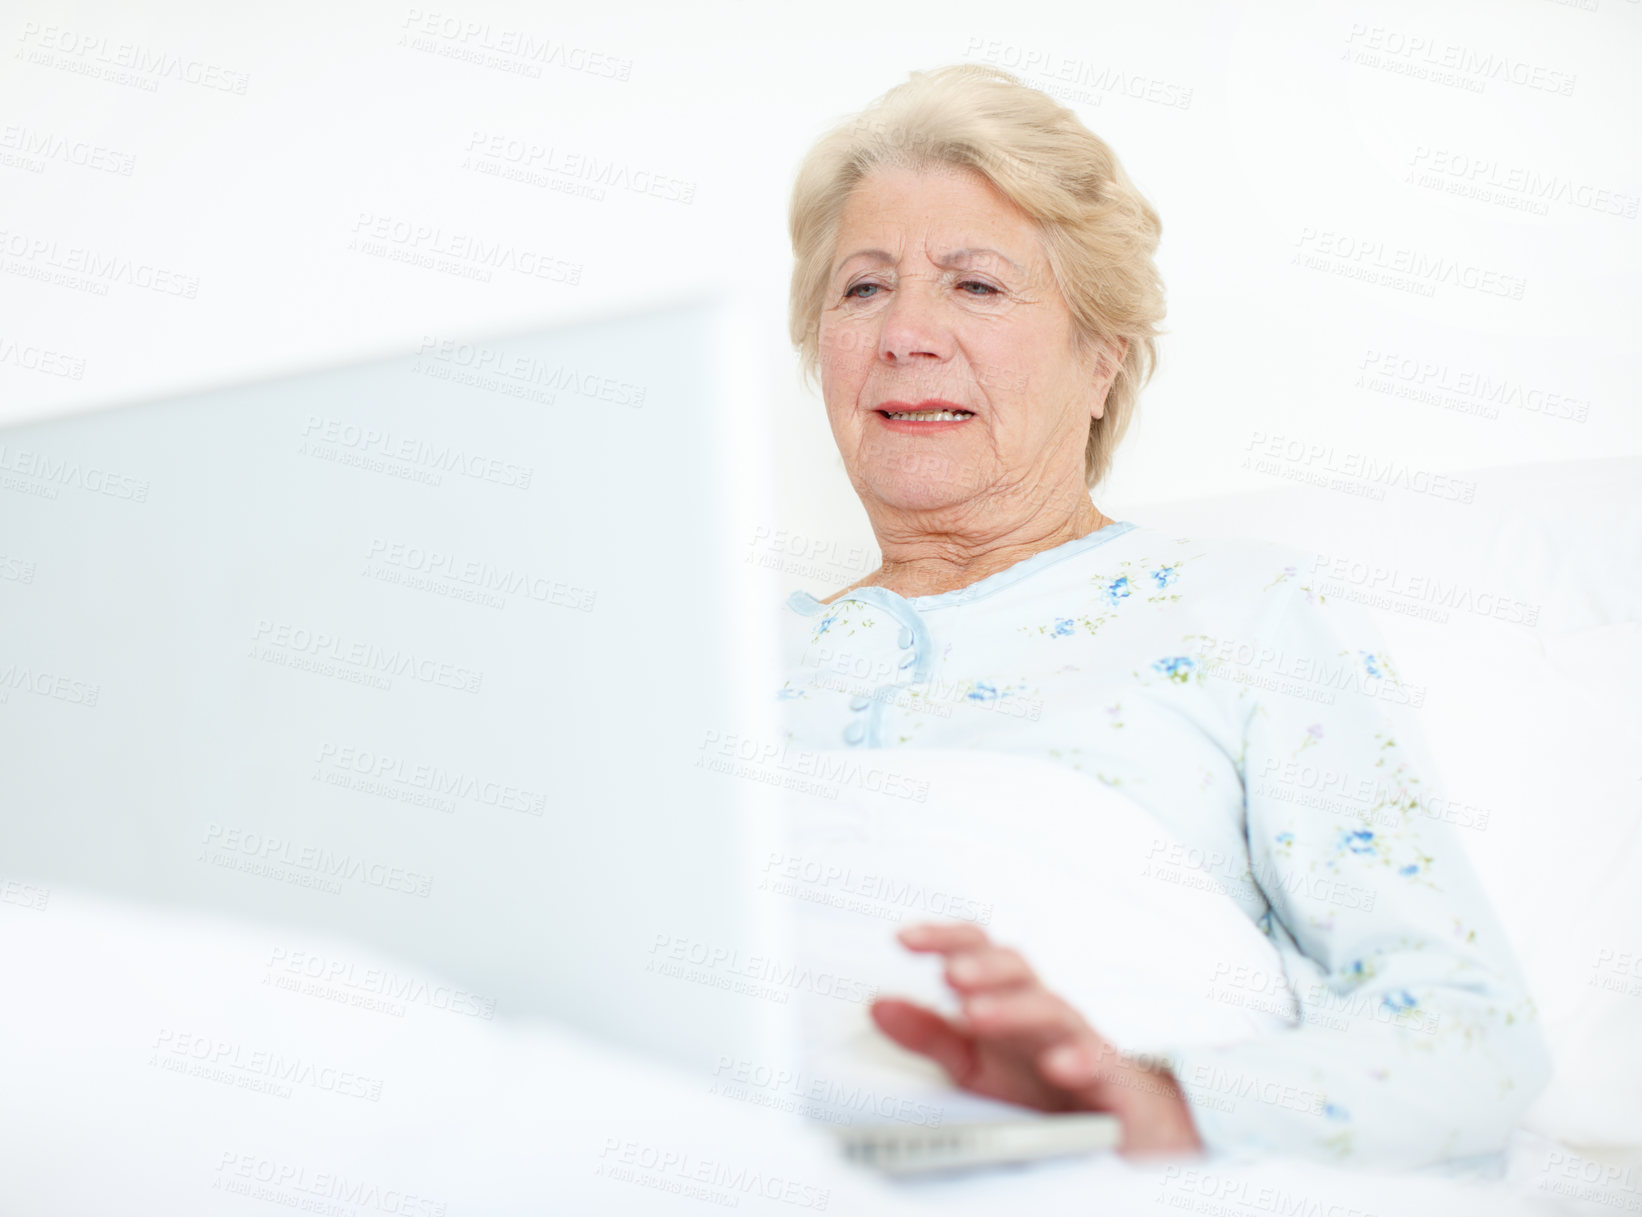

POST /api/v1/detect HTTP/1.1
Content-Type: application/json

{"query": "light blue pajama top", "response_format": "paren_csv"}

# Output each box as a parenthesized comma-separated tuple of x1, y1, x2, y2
(775, 518, 1550, 1168)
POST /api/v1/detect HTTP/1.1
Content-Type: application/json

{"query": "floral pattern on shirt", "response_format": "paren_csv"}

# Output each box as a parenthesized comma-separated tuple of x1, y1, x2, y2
(1023, 554, 1204, 638)
(807, 598, 876, 643)
(1264, 563, 1327, 605)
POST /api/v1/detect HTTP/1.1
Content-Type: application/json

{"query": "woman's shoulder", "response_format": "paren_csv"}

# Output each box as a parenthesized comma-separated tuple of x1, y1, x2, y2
(1111, 525, 1400, 667)
(1011, 522, 1338, 657)
(1096, 521, 1320, 601)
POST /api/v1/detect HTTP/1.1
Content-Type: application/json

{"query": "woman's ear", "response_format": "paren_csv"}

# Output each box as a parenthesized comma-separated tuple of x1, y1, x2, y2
(1090, 336, 1129, 422)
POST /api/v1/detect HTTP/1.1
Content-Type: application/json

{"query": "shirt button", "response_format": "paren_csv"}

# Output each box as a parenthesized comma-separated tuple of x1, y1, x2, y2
(898, 626, 914, 649)
(848, 695, 871, 711)
(899, 653, 916, 670)
(843, 721, 865, 745)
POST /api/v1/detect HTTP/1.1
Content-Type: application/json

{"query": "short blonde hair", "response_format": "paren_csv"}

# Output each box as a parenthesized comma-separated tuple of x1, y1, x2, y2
(787, 64, 1166, 489)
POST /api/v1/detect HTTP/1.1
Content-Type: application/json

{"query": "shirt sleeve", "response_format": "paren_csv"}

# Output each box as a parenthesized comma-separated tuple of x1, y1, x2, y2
(1158, 569, 1552, 1167)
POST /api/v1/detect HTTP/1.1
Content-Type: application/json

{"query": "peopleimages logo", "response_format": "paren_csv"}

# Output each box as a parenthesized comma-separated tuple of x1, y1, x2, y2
(315, 741, 546, 816)
(0, 659, 99, 707)
(1309, 552, 1540, 627)
(1293, 228, 1526, 300)
(251, 619, 483, 695)
(349, 212, 581, 285)
(1189, 630, 1426, 710)
(0, 335, 86, 379)
(709, 1055, 946, 1128)
(1342, 24, 1577, 97)
(1358, 350, 1591, 422)
(0, 125, 135, 175)
(758, 851, 994, 926)
(415, 336, 645, 408)
(264, 947, 496, 1019)
(201, 823, 434, 897)
(298, 415, 533, 490)
(149, 1029, 383, 1101)
(397, 9, 632, 81)
(696, 731, 931, 802)
(213, 1153, 447, 1217)
(0, 228, 200, 297)
(596, 1138, 830, 1211)
(1156, 1165, 1381, 1217)
(963, 37, 1194, 110)
(1243, 431, 1477, 506)
(646, 933, 877, 1005)
(16, 23, 252, 94)
(0, 441, 149, 501)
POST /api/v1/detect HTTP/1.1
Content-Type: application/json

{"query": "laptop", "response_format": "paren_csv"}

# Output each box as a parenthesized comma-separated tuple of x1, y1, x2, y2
(0, 299, 795, 1076)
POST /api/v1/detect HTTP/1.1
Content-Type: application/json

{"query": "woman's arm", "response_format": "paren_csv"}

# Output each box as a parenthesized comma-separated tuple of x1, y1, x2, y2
(1160, 575, 1553, 1166)
(872, 561, 1551, 1164)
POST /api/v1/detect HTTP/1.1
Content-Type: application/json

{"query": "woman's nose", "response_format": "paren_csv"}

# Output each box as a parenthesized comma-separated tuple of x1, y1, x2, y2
(877, 277, 953, 364)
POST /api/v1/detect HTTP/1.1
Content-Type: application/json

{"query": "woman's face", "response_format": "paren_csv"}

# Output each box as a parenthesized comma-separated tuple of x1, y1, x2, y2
(818, 163, 1121, 521)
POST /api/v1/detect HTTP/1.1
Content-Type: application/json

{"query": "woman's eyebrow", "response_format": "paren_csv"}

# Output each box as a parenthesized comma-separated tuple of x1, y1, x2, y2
(832, 248, 895, 280)
(938, 248, 1021, 272)
(832, 247, 1023, 279)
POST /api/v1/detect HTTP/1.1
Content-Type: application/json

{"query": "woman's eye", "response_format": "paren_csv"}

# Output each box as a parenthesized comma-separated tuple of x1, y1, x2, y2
(958, 280, 1000, 296)
(844, 282, 882, 300)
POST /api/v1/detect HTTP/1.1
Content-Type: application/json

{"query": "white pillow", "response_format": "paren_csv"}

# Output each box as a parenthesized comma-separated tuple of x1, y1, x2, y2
(1379, 619, 1642, 1145)
(1130, 454, 1642, 635)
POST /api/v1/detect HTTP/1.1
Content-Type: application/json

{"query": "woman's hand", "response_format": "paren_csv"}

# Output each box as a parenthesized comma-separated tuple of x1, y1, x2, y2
(870, 922, 1204, 1156)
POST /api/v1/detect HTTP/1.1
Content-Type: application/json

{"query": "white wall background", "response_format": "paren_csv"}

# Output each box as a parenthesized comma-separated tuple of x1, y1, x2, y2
(3, 0, 1638, 588)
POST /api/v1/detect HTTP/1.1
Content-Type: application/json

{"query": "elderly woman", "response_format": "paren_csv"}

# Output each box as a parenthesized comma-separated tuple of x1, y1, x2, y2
(776, 65, 1550, 1166)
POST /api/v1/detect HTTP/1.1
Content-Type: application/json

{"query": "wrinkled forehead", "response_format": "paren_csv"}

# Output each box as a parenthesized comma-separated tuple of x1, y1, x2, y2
(829, 163, 1046, 283)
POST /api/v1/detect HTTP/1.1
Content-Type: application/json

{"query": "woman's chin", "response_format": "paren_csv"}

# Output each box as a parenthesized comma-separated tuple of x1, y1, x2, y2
(858, 478, 978, 516)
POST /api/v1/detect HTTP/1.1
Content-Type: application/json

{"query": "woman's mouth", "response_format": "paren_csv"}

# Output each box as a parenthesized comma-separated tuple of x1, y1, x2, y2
(880, 408, 974, 421)
(875, 400, 976, 426)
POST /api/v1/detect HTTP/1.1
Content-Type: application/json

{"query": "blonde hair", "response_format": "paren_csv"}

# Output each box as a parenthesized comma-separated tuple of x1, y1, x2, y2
(787, 64, 1166, 489)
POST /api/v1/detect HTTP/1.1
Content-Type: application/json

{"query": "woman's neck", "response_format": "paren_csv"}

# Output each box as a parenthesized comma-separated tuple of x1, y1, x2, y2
(824, 495, 1112, 603)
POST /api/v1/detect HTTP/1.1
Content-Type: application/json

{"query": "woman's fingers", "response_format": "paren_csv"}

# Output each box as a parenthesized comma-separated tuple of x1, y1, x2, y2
(880, 922, 1197, 1146)
(1039, 1039, 1122, 1088)
(896, 922, 990, 954)
(960, 988, 1124, 1105)
(962, 984, 1086, 1043)
(869, 998, 977, 1085)
(899, 924, 1043, 996)
(944, 944, 1035, 993)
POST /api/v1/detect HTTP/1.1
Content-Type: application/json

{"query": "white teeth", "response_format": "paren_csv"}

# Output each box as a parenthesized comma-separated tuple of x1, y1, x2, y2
(883, 410, 972, 421)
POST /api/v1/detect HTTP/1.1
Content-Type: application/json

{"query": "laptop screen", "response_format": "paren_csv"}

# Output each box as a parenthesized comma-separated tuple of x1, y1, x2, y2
(0, 299, 789, 1073)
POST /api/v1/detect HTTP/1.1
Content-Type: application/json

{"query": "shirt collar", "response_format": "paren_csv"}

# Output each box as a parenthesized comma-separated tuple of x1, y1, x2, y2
(785, 519, 1138, 615)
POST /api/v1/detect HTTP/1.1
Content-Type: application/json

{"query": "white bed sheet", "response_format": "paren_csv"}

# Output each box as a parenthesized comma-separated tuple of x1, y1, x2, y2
(1, 871, 1623, 1214)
